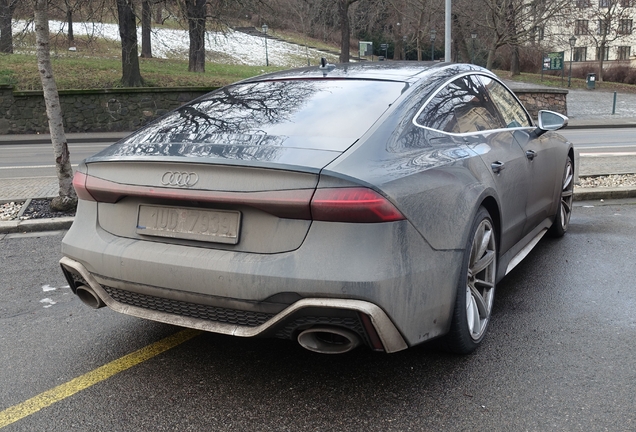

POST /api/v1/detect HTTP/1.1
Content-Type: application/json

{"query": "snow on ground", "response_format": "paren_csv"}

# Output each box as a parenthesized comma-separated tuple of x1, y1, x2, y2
(13, 20, 335, 68)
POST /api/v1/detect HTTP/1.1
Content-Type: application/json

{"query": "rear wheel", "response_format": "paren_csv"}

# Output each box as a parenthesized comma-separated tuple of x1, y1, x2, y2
(549, 156, 574, 238)
(444, 207, 497, 354)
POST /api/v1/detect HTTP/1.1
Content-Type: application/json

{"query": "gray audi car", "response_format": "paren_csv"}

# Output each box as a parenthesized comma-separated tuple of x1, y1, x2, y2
(60, 62, 574, 354)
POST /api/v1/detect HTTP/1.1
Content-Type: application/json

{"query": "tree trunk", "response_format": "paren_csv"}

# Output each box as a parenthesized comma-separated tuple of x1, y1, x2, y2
(0, 0, 17, 54)
(338, 0, 359, 63)
(154, 2, 163, 24)
(486, 46, 497, 70)
(66, 4, 74, 46)
(141, 0, 152, 58)
(183, 0, 206, 72)
(598, 37, 606, 82)
(116, 0, 144, 87)
(510, 45, 520, 75)
(34, 0, 77, 211)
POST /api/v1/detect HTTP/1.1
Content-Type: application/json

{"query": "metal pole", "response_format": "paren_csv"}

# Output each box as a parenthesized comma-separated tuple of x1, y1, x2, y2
(445, 0, 451, 62)
(262, 24, 269, 67)
(612, 91, 617, 115)
(472, 38, 475, 64)
(431, 40, 434, 61)
(265, 38, 269, 67)
(568, 47, 573, 87)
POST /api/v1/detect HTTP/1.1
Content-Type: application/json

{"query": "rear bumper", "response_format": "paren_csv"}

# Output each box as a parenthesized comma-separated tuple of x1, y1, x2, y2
(61, 200, 463, 349)
(60, 256, 408, 353)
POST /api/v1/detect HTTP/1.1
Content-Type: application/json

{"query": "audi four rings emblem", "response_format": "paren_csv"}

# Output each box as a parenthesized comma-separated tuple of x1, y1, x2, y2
(161, 171, 199, 187)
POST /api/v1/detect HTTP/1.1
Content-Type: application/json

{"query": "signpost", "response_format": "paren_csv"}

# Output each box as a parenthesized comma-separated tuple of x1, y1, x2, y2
(380, 43, 388, 60)
(541, 51, 565, 86)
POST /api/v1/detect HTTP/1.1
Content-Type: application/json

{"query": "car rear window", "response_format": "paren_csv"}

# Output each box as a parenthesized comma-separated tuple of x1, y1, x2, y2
(119, 79, 406, 150)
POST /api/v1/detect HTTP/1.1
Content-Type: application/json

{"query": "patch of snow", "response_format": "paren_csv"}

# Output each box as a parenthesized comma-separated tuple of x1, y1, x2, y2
(13, 20, 335, 68)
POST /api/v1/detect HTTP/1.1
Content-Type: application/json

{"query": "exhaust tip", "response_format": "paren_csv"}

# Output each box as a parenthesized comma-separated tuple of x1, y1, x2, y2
(76, 285, 106, 309)
(297, 326, 361, 354)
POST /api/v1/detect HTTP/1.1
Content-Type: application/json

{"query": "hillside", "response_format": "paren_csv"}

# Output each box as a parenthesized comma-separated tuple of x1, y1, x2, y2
(1, 20, 341, 90)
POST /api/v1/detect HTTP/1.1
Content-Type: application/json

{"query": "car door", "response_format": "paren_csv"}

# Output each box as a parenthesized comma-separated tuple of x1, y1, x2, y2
(480, 76, 559, 236)
(416, 74, 530, 253)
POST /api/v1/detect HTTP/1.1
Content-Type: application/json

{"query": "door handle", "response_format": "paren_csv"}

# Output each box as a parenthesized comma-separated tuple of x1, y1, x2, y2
(526, 150, 537, 161)
(491, 161, 505, 174)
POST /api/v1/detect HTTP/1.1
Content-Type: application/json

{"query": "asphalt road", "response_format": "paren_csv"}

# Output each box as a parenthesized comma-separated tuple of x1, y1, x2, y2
(560, 128, 636, 156)
(1, 200, 635, 431)
(0, 142, 110, 179)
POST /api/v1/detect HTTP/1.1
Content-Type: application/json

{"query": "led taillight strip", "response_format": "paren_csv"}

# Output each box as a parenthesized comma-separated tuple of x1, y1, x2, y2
(73, 172, 405, 223)
(73, 172, 313, 219)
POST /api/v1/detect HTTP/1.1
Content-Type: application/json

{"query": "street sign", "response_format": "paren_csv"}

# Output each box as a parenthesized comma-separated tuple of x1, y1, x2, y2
(359, 41, 373, 57)
(543, 52, 564, 71)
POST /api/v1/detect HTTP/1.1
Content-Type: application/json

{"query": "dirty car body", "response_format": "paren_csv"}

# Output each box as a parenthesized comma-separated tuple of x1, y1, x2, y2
(60, 62, 574, 354)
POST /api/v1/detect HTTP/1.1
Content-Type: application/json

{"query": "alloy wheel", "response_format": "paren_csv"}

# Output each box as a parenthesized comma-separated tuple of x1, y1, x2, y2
(465, 218, 497, 341)
(559, 158, 574, 231)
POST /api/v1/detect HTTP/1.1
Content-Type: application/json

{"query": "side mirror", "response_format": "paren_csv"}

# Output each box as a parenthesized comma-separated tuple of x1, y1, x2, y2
(536, 110, 569, 132)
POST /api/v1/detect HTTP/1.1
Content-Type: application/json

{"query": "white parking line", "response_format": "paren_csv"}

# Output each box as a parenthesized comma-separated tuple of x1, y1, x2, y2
(580, 152, 636, 157)
(0, 164, 79, 170)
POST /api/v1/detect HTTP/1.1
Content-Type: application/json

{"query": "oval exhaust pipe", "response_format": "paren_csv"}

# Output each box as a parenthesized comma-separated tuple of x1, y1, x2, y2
(297, 326, 361, 354)
(76, 284, 106, 309)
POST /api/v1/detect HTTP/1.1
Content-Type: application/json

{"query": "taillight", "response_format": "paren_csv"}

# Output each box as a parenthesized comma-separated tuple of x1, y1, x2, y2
(310, 188, 405, 223)
(74, 173, 403, 223)
(72, 172, 96, 201)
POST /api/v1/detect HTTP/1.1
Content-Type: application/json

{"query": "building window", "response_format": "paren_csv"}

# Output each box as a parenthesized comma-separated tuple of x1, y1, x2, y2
(617, 46, 631, 60)
(620, 0, 632, 6)
(618, 19, 633, 34)
(575, 20, 589, 35)
(599, 0, 611, 6)
(596, 46, 610, 60)
(598, 20, 610, 35)
(533, 26, 545, 41)
(577, 0, 591, 6)
(574, 47, 587, 61)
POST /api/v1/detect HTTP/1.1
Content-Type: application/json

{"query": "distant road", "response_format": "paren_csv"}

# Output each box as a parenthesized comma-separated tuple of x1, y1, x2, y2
(0, 141, 111, 179)
(560, 127, 636, 156)
(0, 128, 634, 179)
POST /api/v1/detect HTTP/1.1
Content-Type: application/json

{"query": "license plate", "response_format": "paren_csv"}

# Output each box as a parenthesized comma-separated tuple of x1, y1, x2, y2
(136, 205, 241, 244)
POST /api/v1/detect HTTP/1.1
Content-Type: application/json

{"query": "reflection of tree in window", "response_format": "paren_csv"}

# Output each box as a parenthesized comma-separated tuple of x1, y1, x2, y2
(479, 76, 531, 128)
(417, 75, 503, 133)
(137, 81, 320, 143)
(103, 79, 404, 162)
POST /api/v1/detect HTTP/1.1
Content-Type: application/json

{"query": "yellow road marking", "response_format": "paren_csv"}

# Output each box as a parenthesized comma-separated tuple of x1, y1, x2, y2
(0, 328, 201, 428)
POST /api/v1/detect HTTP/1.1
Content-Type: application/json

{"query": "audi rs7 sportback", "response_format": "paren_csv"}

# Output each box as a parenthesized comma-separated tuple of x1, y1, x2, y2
(60, 62, 574, 354)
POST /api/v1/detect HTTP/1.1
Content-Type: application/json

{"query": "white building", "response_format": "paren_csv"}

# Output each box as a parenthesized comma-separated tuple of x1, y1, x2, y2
(542, 0, 636, 67)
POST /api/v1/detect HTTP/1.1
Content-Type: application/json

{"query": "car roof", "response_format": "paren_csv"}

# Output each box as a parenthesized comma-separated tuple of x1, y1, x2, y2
(241, 61, 491, 85)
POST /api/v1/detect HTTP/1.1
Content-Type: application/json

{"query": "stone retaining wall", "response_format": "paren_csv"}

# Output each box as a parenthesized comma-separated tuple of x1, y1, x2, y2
(0, 84, 567, 135)
(511, 88, 568, 119)
(0, 85, 217, 135)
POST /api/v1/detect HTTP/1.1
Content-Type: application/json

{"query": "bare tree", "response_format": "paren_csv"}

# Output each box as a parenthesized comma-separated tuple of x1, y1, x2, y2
(0, 0, 18, 53)
(141, 0, 153, 57)
(34, 0, 77, 211)
(179, 0, 206, 72)
(338, 0, 359, 62)
(571, 0, 632, 82)
(116, 0, 145, 86)
(455, 0, 569, 70)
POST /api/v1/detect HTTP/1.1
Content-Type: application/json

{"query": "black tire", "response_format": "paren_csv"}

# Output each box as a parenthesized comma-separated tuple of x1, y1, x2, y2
(548, 156, 574, 238)
(444, 206, 497, 354)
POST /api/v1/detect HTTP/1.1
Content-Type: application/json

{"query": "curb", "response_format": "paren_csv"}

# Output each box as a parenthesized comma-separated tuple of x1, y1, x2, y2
(0, 132, 131, 146)
(567, 122, 636, 129)
(0, 217, 74, 234)
(1, 186, 635, 234)
(573, 186, 636, 201)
